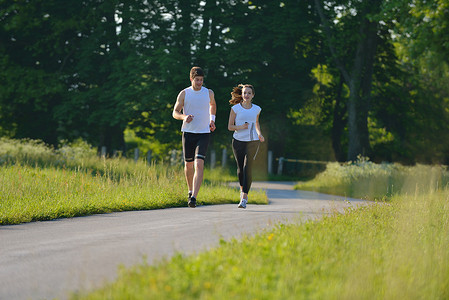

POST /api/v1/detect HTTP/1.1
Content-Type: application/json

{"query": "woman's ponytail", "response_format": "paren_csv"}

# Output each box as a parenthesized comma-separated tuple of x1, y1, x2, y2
(229, 84, 244, 105)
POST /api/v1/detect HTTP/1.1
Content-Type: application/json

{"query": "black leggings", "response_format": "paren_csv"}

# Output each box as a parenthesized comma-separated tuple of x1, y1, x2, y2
(232, 139, 260, 194)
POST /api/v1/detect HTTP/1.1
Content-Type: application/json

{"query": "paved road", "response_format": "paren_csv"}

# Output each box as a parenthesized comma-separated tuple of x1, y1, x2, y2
(0, 182, 367, 300)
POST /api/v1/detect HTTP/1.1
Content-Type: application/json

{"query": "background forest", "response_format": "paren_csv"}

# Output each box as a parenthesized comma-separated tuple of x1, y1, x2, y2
(1, 0, 448, 165)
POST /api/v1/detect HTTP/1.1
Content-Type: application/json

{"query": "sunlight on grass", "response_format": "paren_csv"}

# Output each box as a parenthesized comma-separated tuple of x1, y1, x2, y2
(0, 163, 183, 224)
(295, 160, 449, 200)
(72, 188, 449, 299)
(70, 158, 449, 299)
(0, 138, 267, 225)
(4, 138, 448, 298)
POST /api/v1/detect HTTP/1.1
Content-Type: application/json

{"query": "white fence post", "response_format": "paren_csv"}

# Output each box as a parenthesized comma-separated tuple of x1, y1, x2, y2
(268, 151, 273, 174)
(222, 148, 227, 168)
(170, 149, 177, 165)
(277, 157, 284, 175)
(146, 150, 152, 164)
(134, 148, 140, 162)
(210, 150, 216, 169)
(100, 146, 107, 158)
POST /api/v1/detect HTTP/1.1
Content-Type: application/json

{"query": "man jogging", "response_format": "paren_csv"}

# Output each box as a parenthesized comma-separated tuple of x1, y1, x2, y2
(172, 66, 216, 207)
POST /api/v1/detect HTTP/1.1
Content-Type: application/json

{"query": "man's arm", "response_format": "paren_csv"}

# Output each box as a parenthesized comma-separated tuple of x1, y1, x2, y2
(209, 89, 216, 131)
(173, 90, 193, 123)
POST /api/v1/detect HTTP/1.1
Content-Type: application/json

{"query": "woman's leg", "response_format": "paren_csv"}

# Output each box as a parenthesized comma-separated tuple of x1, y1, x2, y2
(232, 139, 246, 194)
(242, 141, 260, 197)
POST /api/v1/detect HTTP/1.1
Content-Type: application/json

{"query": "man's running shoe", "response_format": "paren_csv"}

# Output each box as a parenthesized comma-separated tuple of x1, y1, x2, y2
(238, 198, 247, 209)
(188, 196, 197, 208)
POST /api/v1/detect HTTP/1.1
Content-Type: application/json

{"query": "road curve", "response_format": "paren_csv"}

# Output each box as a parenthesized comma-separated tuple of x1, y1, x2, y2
(0, 182, 367, 300)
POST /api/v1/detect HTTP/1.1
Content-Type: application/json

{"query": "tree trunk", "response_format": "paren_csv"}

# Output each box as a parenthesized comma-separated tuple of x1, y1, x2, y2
(314, 0, 381, 161)
(331, 77, 346, 161)
(347, 15, 379, 161)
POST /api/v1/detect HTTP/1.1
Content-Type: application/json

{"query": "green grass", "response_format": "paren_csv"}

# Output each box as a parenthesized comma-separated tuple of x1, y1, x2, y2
(4, 138, 448, 298)
(295, 160, 449, 200)
(72, 188, 449, 299)
(71, 159, 449, 299)
(0, 138, 267, 225)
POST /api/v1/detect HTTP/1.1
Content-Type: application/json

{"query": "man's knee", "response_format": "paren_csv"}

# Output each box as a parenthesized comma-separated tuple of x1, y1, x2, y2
(185, 161, 194, 170)
(194, 158, 205, 170)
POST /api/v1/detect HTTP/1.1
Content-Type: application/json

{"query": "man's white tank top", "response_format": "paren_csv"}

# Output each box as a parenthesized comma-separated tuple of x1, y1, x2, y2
(181, 86, 211, 133)
(232, 103, 262, 141)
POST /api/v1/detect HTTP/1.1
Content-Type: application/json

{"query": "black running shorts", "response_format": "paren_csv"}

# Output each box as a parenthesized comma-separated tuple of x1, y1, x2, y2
(182, 132, 211, 162)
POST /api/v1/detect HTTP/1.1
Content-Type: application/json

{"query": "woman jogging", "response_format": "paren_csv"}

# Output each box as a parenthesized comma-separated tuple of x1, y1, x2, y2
(227, 84, 264, 209)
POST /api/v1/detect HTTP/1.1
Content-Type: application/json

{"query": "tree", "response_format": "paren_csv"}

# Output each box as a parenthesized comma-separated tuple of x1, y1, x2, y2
(215, 0, 322, 158)
(54, 0, 146, 153)
(0, 0, 80, 144)
(374, 0, 449, 163)
(314, 0, 384, 161)
(0, 0, 174, 153)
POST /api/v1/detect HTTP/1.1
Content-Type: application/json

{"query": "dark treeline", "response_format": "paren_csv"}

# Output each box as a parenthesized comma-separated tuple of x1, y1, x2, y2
(1, 0, 448, 164)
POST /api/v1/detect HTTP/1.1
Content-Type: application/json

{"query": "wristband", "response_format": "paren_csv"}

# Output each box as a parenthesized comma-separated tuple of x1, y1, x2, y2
(210, 115, 216, 122)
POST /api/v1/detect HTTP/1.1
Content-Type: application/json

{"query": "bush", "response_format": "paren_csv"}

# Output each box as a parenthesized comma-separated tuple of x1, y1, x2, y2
(295, 156, 449, 200)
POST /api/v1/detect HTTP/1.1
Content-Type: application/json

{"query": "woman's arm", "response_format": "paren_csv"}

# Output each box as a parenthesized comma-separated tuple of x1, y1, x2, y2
(255, 112, 265, 142)
(228, 108, 248, 131)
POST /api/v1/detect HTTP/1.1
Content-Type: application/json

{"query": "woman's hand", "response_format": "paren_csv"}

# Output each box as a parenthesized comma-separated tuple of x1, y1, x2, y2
(240, 123, 249, 130)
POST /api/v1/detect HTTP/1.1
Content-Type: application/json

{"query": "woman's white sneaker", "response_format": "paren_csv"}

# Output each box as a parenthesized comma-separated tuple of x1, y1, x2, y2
(238, 198, 247, 209)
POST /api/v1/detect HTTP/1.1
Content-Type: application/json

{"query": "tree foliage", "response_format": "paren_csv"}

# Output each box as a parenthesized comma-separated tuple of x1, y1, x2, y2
(1, 0, 448, 163)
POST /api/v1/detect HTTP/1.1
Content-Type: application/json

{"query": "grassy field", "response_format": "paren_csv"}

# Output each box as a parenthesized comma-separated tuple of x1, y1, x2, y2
(0, 138, 267, 225)
(295, 159, 449, 201)
(3, 138, 448, 298)
(72, 160, 449, 299)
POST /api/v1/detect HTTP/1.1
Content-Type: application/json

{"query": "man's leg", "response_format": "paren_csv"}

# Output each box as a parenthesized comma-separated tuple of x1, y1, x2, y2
(182, 132, 196, 198)
(191, 133, 210, 199)
(184, 161, 194, 193)
(192, 158, 204, 198)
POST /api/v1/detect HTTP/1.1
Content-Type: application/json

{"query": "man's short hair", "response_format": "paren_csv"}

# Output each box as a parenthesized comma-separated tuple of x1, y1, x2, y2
(190, 66, 204, 79)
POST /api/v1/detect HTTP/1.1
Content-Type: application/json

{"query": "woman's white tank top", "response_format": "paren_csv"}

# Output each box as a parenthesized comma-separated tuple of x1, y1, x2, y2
(232, 103, 261, 141)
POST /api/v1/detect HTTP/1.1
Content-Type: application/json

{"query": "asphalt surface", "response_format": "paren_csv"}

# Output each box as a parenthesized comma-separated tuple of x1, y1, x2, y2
(0, 182, 368, 300)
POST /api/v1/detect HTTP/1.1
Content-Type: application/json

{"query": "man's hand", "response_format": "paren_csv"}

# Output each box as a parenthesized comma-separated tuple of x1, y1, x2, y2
(209, 121, 216, 132)
(184, 114, 194, 123)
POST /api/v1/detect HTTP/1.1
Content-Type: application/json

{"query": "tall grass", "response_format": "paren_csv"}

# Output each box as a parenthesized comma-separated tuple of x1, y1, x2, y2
(0, 163, 184, 224)
(0, 137, 167, 178)
(0, 137, 94, 167)
(71, 159, 449, 299)
(72, 186, 449, 299)
(0, 138, 267, 225)
(295, 159, 449, 200)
